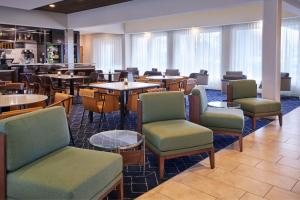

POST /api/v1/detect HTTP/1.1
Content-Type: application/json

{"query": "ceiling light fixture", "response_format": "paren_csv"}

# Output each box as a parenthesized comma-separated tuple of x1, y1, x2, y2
(49, 4, 56, 8)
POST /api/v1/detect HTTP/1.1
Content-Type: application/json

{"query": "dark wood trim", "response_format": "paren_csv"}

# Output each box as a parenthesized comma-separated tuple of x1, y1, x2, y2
(0, 134, 6, 200)
(188, 95, 200, 124)
(146, 144, 215, 179)
(227, 84, 233, 102)
(137, 99, 142, 133)
(98, 176, 123, 200)
(244, 111, 283, 129)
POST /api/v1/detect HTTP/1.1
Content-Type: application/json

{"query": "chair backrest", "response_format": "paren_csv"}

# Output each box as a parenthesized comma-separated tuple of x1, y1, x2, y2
(139, 91, 185, 124)
(165, 69, 180, 76)
(54, 93, 73, 116)
(0, 106, 69, 172)
(229, 79, 257, 100)
(191, 85, 208, 114)
(103, 94, 120, 112)
(200, 70, 208, 75)
(79, 89, 100, 112)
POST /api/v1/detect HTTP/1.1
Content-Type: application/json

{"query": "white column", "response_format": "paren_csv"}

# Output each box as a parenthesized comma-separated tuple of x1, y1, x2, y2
(167, 31, 174, 69)
(64, 29, 74, 69)
(123, 34, 131, 69)
(262, 0, 282, 101)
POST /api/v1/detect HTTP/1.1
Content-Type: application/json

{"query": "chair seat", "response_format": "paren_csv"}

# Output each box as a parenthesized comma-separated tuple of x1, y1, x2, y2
(234, 98, 281, 114)
(7, 147, 122, 200)
(143, 120, 213, 152)
(201, 107, 244, 132)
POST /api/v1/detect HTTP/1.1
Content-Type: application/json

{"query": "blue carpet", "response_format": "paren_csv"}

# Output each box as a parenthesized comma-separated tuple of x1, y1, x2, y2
(69, 90, 300, 200)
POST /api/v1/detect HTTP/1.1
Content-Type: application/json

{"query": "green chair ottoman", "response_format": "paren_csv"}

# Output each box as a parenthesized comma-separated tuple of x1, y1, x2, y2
(189, 86, 244, 151)
(0, 107, 123, 200)
(138, 92, 215, 179)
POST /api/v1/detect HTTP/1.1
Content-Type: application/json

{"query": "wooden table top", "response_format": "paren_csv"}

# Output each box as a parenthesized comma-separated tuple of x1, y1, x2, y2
(38, 74, 89, 80)
(89, 81, 160, 91)
(0, 94, 48, 107)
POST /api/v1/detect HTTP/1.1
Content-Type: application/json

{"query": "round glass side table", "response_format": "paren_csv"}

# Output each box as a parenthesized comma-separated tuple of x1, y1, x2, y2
(89, 130, 146, 173)
(208, 101, 241, 109)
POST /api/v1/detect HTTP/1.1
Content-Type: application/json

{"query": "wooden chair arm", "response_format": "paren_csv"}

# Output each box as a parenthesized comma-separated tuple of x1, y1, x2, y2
(0, 134, 6, 200)
(137, 99, 142, 133)
(188, 95, 200, 124)
(227, 84, 233, 102)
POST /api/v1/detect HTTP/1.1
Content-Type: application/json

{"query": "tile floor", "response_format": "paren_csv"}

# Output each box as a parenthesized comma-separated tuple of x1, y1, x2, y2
(137, 107, 300, 200)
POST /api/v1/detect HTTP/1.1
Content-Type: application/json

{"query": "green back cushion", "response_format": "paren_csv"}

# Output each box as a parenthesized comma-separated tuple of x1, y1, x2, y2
(191, 85, 208, 113)
(0, 106, 70, 171)
(140, 92, 185, 123)
(229, 80, 257, 99)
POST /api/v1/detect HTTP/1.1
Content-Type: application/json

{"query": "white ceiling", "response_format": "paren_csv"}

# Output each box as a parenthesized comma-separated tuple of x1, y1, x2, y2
(0, 0, 62, 10)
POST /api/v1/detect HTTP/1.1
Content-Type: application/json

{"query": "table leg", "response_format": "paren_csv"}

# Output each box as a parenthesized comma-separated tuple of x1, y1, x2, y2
(88, 111, 93, 123)
(120, 91, 125, 129)
(69, 79, 74, 95)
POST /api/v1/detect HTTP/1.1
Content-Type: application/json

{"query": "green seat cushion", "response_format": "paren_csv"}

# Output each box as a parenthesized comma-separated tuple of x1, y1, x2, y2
(139, 92, 185, 124)
(234, 98, 281, 114)
(7, 147, 123, 200)
(201, 108, 244, 132)
(0, 106, 70, 171)
(143, 120, 213, 152)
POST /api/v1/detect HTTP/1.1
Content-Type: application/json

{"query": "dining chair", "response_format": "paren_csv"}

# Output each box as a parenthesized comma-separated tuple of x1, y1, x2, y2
(79, 89, 119, 128)
(47, 93, 74, 145)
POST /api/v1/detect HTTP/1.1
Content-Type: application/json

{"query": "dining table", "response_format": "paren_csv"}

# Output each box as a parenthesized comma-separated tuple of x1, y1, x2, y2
(39, 74, 89, 95)
(0, 94, 48, 112)
(88, 81, 160, 129)
(145, 75, 184, 89)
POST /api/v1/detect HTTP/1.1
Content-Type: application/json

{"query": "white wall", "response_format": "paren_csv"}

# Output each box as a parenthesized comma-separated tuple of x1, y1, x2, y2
(0, 6, 67, 29)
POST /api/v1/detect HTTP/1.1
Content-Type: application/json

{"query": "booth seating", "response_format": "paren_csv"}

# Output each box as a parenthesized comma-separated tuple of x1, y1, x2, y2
(0, 107, 123, 200)
(126, 67, 139, 77)
(0, 70, 16, 82)
(221, 71, 247, 93)
(189, 86, 244, 151)
(227, 80, 282, 129)
(138, 92, 215, 179)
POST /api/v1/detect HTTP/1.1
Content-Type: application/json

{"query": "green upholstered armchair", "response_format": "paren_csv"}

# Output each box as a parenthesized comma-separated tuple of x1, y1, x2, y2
(189, 86, 244, 152)
(137, 91, 215, 179)
(227, 80, 282, 129)
(0, 107, 123, 200)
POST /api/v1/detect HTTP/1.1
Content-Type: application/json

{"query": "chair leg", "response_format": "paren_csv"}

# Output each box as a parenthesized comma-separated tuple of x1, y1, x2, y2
(252, 117, 256, 129)
(208, 148, 215, 169)
(278, 113, 282, 126)
(68, 123, 75, 146)
(239, 134, 243, 152)
(98, 112, 104, 128)
(79, 110, 85, 129)
(116, 177, 124, 200)
(159, 157, 165, 179)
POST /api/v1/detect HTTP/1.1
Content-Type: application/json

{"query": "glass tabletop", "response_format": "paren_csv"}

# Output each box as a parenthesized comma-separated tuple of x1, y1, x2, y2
(208, 101, 241, 109)
(89, 130, 144, 150)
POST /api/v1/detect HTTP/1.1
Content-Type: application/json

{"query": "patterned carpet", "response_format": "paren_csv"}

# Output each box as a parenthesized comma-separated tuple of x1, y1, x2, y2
(69, 90, 300, 200)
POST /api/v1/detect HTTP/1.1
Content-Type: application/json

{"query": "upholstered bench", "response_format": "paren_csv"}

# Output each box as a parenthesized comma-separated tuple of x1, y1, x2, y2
(0, 107, 123, 200)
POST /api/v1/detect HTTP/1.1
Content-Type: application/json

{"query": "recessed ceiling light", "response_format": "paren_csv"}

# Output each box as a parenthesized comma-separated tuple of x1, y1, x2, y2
(49, 4, 55, 8)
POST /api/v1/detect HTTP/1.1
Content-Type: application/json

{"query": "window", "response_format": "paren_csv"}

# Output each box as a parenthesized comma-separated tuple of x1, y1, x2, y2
(173, 28, 222, 89)
(131, 32, 167, 74)
(230, 22, 262, 84)
(92, 34, 122, 72)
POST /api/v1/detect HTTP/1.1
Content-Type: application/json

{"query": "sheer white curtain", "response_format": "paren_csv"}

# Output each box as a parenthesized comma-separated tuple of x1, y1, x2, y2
(230, 22, 262, 84)
(131, 32, 167, 74)
(92, 34, 122, 72)
(173, 28, 222, 89)
(281, 18, 300, 95)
